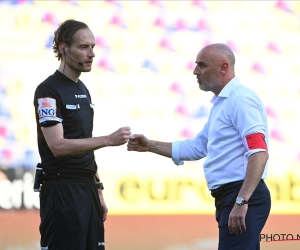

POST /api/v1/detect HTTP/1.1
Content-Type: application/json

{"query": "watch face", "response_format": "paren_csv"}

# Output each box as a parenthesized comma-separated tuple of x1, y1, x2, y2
(236, 197, 243, 205)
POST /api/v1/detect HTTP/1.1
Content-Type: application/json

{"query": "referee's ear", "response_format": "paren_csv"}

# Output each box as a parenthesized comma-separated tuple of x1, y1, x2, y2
(59, 42, 67, 55)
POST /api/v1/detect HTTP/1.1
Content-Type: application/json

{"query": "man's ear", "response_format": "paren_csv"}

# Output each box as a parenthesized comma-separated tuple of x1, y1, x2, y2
(59, 43, 67, 54)
(220, 62, 228, 75)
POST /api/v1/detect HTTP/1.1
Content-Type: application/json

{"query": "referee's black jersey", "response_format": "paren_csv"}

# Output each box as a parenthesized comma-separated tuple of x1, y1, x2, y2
(33, 70, 96, 174)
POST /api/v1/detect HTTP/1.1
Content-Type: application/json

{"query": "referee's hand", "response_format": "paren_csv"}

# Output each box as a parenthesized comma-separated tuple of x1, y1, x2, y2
(107, 126, 131, 146)
(98, 189, 108, 222)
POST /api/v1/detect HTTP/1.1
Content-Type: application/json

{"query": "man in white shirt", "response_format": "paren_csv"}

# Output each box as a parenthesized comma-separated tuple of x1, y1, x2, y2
(127, 43, 271, 250)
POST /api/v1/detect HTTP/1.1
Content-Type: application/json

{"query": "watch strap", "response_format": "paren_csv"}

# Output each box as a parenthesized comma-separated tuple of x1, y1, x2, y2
(96, 182, 104, 190)
(236, 196, 248, 206)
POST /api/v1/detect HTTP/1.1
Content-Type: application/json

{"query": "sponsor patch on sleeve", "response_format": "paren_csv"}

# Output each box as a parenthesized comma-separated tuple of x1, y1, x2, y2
(38, 97, 57, 118)
(245, 133, 268, 150)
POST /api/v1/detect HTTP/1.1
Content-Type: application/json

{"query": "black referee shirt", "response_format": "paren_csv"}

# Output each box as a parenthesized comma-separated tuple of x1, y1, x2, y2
(33, 70, 96, 174)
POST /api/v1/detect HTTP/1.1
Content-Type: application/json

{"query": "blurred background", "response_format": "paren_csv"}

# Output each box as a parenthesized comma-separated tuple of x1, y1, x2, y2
(0, 0, 300, 249)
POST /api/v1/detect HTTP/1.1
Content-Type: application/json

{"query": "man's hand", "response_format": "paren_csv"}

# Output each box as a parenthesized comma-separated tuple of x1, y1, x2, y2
(98, 189, 108, 222)
(127, 134, 150, 152)
(228, 204, 248, 235)
(107, 126, 131, 146)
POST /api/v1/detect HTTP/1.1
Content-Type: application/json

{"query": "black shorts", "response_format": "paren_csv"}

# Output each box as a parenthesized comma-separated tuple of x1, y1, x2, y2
(40, 179, 105, 250)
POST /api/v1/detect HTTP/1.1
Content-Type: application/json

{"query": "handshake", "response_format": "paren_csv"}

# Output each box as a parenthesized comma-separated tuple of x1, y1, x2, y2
(107, 126, 149, 152)
(108, 126, 171, 157)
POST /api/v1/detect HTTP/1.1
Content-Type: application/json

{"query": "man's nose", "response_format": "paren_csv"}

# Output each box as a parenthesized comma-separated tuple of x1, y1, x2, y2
(193, 66, 199, 75)
(88, 48, 95, 57)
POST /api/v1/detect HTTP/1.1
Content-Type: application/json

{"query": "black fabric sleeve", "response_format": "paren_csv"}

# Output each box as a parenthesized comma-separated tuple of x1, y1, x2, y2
(34, 84, 63, 127)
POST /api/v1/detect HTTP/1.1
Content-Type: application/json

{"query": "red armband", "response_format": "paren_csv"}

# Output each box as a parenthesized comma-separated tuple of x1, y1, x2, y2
(245, 133, 268, 150)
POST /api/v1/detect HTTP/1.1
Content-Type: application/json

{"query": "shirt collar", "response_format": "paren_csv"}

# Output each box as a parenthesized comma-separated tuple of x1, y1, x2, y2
(210, 77, 239, 104)
(55, 70, 79, 84)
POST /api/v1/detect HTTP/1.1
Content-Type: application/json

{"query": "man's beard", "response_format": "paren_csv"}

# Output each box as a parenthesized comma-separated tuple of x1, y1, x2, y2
(198, 73, 222, 94)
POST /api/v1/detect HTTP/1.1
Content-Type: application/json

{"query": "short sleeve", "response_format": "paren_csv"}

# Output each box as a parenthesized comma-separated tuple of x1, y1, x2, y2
(34, 84, 63, 127)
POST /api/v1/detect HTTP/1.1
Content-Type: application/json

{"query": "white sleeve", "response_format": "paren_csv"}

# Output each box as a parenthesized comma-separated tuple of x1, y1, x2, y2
(171, 121, 209, 165)
(230, 92, 268, 159)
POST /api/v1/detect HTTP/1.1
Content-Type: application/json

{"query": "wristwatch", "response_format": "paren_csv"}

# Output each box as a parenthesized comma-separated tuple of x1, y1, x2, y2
(236, 197, 248, 206)
(96, 182, 104, 190)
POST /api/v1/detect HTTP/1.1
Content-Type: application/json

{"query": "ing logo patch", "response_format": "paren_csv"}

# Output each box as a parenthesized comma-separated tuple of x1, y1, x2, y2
(38, 97, 57, 118)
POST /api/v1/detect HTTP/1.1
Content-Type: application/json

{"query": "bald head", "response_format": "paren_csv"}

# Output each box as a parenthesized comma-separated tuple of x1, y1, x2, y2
(201, 43, 235, 67)
(193, 43, 236, 95)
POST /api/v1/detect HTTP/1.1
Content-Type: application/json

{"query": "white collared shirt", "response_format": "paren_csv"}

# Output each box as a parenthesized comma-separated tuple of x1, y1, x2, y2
(172, 77, 269, 190)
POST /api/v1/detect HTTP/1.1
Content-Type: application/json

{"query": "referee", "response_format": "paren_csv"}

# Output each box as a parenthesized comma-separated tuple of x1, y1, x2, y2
(34, 19, 131, 250)
(127, 43, 271, 250)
